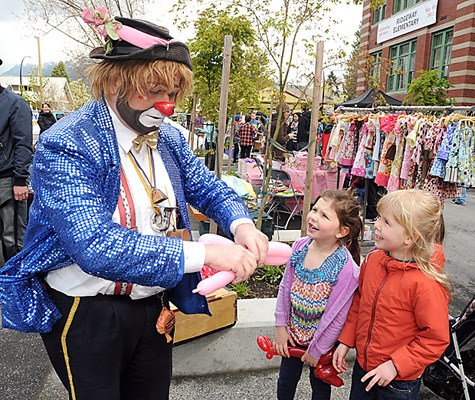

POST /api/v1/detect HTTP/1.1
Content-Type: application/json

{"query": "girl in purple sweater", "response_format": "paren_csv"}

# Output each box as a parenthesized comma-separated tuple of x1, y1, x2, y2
(274, 190, 362, 400)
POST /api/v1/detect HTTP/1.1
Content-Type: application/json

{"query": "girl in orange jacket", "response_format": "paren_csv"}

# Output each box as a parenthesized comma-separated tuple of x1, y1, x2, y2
(333, 189, 451, 400)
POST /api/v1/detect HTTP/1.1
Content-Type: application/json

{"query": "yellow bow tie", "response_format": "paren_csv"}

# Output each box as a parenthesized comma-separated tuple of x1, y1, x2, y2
(132, 131, 158, 152)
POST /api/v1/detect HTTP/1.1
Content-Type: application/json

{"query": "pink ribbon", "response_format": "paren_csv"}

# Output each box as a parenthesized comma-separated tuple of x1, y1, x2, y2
(82, 8, 178, 49)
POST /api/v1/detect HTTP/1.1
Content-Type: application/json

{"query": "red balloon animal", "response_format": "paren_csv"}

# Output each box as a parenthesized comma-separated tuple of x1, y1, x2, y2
(256, 335, 344, 387)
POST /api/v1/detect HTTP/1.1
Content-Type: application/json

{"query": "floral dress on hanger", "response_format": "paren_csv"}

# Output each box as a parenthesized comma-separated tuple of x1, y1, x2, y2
(387, 116, 407, 191)
(456, 122, 474, 187)
(325, 119, 345, 165)
(375, 132, 396, 188)
(339, 120, 361, 167)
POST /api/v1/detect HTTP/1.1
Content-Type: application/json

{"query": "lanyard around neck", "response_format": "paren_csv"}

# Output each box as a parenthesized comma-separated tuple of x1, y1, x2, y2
(128, 148, 156, 207)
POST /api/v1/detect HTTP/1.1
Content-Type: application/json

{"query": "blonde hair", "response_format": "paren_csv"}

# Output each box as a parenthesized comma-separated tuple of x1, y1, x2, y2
(377, 189, 452, 298)
(88, 60, 193, 102)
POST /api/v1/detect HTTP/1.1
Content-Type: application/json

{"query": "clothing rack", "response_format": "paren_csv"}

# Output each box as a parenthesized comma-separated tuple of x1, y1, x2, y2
(336, 105, 474, 114)
(327, 108, 474, 239)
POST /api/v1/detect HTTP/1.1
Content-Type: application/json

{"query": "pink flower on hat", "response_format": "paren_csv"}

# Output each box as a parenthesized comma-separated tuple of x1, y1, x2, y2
(82, 7, 122, 38)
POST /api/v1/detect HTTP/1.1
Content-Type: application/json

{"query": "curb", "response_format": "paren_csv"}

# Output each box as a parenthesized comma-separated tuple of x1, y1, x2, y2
(173, 298, 356, 377)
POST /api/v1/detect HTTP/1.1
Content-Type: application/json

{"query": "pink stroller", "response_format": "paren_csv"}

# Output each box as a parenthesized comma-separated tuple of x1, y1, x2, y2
(423, 294, 475, 400)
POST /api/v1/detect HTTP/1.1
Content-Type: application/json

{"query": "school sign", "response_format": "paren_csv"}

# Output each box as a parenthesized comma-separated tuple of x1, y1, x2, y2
(377, 0, 438, 44)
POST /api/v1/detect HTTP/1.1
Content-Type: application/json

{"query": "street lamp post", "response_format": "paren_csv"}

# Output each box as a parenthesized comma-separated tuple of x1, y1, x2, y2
(19, 55, 31, 96)
(36, 36, 44, 103)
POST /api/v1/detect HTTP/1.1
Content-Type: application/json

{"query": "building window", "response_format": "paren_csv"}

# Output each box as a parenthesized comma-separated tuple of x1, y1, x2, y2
(370, 51, 383, 83)
(387, 40, 417, 92)
(373, 2, 386, 25)
(430, 28, 453, 79)
(394, 0, 419, 14)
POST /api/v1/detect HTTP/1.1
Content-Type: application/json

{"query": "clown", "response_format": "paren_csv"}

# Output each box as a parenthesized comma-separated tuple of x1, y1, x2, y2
(0, 8, 268, 400)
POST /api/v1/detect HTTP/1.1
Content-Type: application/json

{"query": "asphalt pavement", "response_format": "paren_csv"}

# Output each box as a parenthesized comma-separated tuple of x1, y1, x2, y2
(0, 190, 473, 399)
(169, 365, 441, 399)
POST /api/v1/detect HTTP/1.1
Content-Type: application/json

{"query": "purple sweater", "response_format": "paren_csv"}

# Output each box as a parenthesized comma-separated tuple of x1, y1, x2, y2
(274, 237, 360, 359)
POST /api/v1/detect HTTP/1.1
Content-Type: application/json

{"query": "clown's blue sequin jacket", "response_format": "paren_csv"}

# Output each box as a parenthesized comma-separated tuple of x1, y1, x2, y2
(0, 100, 251, 333)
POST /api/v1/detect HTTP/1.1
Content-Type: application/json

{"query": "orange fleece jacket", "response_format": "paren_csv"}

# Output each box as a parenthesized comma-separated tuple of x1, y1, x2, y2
(338, 246, 449, 380)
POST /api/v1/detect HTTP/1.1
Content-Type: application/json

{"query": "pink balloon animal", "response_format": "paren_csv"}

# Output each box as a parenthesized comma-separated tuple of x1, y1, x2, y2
(193, 234, 291, 295)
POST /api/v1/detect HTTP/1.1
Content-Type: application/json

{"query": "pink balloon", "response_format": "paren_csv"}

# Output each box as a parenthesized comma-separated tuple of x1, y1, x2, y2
(192, 271, 236, 295)
(198, 234, 291, 265)
(198, 233, 234, 246)
(266, 242, 292, 265)
(194, 234, 292, 295)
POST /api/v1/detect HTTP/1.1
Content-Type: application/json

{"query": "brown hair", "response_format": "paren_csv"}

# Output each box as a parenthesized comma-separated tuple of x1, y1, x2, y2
(88, 59, 193, 102)
(377, 189, 452, 299)
(316, 189, 362, 264)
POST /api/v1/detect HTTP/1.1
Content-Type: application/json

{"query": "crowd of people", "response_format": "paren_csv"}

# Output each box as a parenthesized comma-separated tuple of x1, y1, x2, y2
(230, 104, 330, 163)
(0, 9, 464, 400)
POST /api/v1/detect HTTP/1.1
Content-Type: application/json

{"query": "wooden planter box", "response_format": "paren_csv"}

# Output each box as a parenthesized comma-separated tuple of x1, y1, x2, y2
(171, 288, 238, 344)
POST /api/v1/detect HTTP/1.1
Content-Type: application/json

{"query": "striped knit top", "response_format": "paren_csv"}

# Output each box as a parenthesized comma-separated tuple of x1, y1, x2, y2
(288, 241, 348, 346)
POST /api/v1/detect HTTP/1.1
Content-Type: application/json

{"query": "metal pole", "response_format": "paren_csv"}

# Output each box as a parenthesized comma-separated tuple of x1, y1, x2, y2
(301, 42, 325, 237)
(37, 36, 44, 104)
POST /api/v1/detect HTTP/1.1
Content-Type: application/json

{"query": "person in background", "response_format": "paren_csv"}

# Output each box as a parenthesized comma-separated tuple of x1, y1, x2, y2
(274, 190, 362, 400)
(286, 112, 300, 152)
(0, 12, 268, 400)
(37, 102, 57, 134)
(239, 114, 258, 159)
(250, 111, 259, 129)
(257, 115, 266, 136)
(270, 103, 291, 160)
(232, 114, 241, 164)
(297, 106, 312, 151)
(333, 189, 450, 400)
(0, 58, 33, 267)
(204, 121, 215, 170)
(452, 186, 467, 206)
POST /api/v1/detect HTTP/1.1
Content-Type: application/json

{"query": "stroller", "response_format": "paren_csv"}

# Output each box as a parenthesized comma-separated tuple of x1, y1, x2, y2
(423, 294, 475, 400)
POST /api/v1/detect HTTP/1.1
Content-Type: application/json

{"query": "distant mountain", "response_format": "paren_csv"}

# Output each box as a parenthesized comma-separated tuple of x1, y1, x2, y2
(1, 61, 78, 80)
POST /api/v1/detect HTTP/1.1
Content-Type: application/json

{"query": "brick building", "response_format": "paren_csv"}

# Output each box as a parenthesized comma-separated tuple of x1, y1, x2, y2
(358, 0, 475, 105)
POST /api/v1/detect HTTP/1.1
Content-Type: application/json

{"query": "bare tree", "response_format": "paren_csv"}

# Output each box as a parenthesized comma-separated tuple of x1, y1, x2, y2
(22, 0, 151, 54)
(172, 0, 359, 228)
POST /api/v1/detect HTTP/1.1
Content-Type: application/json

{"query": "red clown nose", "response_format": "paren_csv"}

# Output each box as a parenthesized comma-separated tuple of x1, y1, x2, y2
(154, 102, 175, 117)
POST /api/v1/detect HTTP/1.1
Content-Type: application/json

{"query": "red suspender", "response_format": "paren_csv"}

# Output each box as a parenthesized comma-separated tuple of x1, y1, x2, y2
(115, 168, 135, 295)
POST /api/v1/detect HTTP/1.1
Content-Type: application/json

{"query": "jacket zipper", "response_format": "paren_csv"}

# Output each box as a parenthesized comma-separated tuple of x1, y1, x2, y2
(363, 258, 390, 371)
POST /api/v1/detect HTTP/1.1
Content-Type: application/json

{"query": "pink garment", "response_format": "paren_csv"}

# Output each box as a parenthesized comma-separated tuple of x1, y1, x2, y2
(375, 132, 396, 187)
(351, 124, 369, 177)
(400, 142, 414, 180)
(379, 114, 399, 133)
(339, 123, 357, 166)
(386, 118, 406, 191)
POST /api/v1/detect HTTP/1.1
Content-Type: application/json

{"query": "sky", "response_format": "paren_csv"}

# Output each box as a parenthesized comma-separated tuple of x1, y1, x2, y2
(0, 0, 363, 79)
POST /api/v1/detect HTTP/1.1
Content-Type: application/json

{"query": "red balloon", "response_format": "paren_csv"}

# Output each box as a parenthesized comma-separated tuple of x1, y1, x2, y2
(256, 335, 344, 387)
(315, 365, 344, 387)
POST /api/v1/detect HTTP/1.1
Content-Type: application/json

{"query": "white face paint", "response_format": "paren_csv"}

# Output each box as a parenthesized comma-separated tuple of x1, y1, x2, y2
(116, 100, 166, 135)
(138, 107, 166, 128)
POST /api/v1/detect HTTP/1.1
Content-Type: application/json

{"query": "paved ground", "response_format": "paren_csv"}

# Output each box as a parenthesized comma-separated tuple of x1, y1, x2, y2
(0, 190, 473, 399)
(170, 364, 442, 399)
